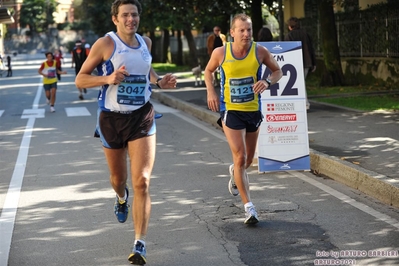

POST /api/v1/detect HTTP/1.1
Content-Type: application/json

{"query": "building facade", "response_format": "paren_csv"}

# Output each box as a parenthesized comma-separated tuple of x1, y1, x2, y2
(0, 0, 74, 55)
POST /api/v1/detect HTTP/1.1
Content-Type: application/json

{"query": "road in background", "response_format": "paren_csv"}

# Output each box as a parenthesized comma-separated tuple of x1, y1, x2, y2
(0, 55, 398, 266)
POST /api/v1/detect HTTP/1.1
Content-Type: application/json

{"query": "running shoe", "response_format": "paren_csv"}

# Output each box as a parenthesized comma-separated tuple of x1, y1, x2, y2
(83, 88, 87, 94)
(79, 94, 84, 100)
(114, 187, 130, 223)
(50, 106, 55, 113)
(228, 164, 239, 196)
(46, 98, 50, 105)
(128, 240, 147, 265)
(154, 113, 163, 119)
(244, 206, 259, 225)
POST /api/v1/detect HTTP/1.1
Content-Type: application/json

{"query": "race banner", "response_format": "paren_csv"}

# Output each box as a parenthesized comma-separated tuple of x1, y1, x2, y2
(257, 41, 310, 172)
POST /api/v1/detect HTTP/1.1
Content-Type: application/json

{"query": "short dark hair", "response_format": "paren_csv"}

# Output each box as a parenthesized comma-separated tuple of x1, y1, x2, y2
(287, 17, 300, 30)
(111, 0, 142, 17)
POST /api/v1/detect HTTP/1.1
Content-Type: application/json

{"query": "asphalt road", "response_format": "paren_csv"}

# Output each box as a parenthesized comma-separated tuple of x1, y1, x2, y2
(152, 82, 399, 180)
(1, 55, 399, 266)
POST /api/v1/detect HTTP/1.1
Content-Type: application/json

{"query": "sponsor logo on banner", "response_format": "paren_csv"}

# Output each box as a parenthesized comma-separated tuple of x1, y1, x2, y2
(272, 45, 283, 51)
(280, 164, 291, 170)
(267, 125, 298, 133)
(268, 136, 278, 144)
(266, 102, 296, 111)
(266, 114, 297, 122)
(268, 135, 300, 144)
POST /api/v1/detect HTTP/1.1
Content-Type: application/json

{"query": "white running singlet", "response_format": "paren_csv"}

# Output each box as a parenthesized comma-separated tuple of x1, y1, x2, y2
(97, 31, 152, 112)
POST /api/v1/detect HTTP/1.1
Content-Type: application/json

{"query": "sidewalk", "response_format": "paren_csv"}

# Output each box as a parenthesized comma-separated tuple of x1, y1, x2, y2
(151, 79, 399, 208)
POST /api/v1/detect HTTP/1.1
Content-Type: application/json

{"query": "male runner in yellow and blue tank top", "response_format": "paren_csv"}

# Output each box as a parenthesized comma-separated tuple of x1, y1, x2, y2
(205, 13, 283, 224)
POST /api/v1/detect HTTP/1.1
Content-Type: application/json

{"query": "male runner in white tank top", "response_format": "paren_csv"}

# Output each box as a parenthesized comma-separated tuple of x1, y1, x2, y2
(75, 0, 177, 264)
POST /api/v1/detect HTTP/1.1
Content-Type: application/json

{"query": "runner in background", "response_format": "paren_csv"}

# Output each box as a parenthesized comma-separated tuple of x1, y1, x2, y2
(207, 26, 226, 86)
(53, 49, 64, 80)
(84, 43, 91, 54)
(38, 52, 67, 112)
(71, 40, 90, 100)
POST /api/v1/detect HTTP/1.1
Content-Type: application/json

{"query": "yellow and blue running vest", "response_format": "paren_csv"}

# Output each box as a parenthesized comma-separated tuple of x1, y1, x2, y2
(220, 41, 263, 112)
(42, 61, 58, 84)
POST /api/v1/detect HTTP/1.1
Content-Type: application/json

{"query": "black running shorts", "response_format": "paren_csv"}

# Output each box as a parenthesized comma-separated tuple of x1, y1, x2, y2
(96, 101, 156, 149)
(218, 110, 263, 132)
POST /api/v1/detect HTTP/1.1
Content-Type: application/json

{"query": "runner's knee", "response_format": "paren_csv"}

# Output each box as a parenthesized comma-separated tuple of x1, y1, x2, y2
(133, 176, 150, 194)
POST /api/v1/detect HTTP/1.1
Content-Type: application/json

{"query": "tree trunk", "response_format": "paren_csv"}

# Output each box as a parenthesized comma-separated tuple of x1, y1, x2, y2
(318, 0, 345, 86)
(149, 30, 158, 62)
(176, 30, 183, 66)
(183, 26, 198, 67)
(278, 0, 284, 41)
(251, 0, 263, 41)
(162, 29, 170, 63)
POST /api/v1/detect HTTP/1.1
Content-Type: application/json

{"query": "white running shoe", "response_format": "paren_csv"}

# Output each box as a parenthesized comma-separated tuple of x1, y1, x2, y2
(228, 164, 239, 196)
(46, 99, 50, 105)
(50, 106, 55, 113)
(244, 206, 259, 225)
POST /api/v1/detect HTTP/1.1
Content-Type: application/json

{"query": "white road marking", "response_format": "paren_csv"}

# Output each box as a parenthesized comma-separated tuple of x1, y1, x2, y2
(0, 82, 43, 265)
(65, 107, 91, 117)
(21, 108, 45, 119)
(290, 171, 399, 230)
(174, 111, 226, 141)
(1, 77, 94, 264)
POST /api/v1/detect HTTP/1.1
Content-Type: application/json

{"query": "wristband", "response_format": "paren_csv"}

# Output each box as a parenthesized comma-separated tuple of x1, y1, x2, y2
(156, 77, 162, 88)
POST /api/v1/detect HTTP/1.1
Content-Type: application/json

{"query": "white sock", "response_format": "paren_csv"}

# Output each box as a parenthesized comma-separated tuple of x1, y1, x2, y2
(244, 202, 254, 210)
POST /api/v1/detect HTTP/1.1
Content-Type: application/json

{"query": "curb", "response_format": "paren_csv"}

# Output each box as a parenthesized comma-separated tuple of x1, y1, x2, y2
(152, 90, 399, 208)
(310, 150, 399, 207)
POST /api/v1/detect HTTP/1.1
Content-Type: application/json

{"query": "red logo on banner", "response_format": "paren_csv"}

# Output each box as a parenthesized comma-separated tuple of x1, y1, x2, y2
(267, 125, 298, 133)
(266, 103, 296, 111)
(266, 103, 275, 111)
(266, 114, 297, 122)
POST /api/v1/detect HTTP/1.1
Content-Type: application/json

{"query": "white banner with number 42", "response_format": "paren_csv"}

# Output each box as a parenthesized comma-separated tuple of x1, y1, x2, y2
(257, 42, 310, 173)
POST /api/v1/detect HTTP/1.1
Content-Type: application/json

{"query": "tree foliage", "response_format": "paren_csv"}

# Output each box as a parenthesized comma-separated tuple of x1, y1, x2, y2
(140, 0, 244, 33)
(137, 0, 245, 65)
(71, 0, 345, 74)
(73, 0, 114, 37)
(20, 0, 58, 33)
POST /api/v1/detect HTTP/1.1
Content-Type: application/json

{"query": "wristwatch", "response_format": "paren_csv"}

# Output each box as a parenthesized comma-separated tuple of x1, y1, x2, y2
(265, 78, 272, 87)
(156, 77, 162, 88)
